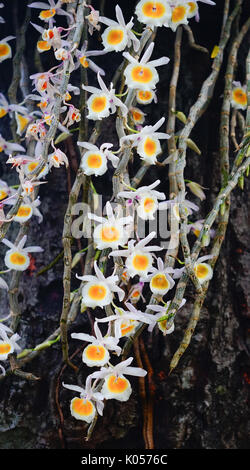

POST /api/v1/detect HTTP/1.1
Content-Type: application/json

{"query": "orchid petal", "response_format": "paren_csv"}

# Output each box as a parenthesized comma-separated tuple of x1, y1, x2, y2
(140, 42, 154, 64)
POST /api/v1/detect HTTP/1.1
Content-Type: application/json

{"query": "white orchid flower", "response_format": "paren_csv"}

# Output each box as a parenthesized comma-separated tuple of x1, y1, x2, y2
(168, 2, 189, 31)
(89, 356, 147, 402)
(120, 117, 170, 164)
(31, 22, 63, 50)
(71, 321, 121, 367)
(77, 260, 125, 308)
(0, 36, 15, 63)
(75, 40, 107, 75)
(123, 42, 170, 91)
(99, 4, 140, 52)
(231, 81, 247, 111)
(130, 107, 146, 125)
(126, 281, 146, 304)
(28, 1, 73, 22)
(0, 328, 21, 361)
(147, 298, 186, 334)
(143, 257, 176, 296)
(82, 72, 128, 120)
(136, 89, 157, 105)
(118, 179, 166, 220)
(6, 196, 43, 224)
(96, 302, 155, 338)
(109, 231, 163, 279)
(135, 0, 172, 28)
(85, 5, 101, 35)
(48, 146, 68, 169)
(2, 235, 43, 271)
(88, 201, 133, 250)
(63, 377, 105, 422)
(77, 141, 119, 176)
(193, 254, 214, 284)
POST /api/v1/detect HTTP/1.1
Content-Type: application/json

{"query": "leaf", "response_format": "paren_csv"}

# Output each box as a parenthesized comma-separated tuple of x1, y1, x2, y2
(186, 138, 201, 155)
(176, 111, 187, 124)
(72, 251, 83, 269)
(220, 202, 226, 216)
(211, 45, 219, 58)
(238, 175, 244, 190)
(54, 132, 70, 145)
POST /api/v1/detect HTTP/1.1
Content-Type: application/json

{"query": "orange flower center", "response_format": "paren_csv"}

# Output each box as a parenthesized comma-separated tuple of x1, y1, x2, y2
(71, 398, 94, 416)
(27, 162, 38, 172)
(88, 284, 107, 300)
(52, 154, 59, 162)
(16, 206, 32, 218)
(40, 9, 56, 19)
(80, 56, 89, 68)
(151, 273, 169, 290)
(101, 226, 120, 242)
(0, 190, 8, 200)
(64, 92, 71, 101)
(143, 197, 155, 212)
(107, 375, 129, 393)
(188, 2, 196, 13)
(144, 137, 157, 156)
(85, 344, 106, 361)
(121, 320, 136, 336)
(9, 252, 27, 266)
(172, 5, 187, 22)
(142, 2, 166, 18)
(131, 66, 153, 84)
(158, 318, 167, 331)
(137, 90, 153, 101)
(0, 343, 11, 355)
(16, 114, 29, 132)
(233, 89, 247, 106)
(24, 185, 34, 194)
(193, 228, 200, 238)
(44, 114, 52, 125)
(132, 110, 143, 121)
(37, 40, 51, 51)
(132, 254, 149, 270)
(0, 108, 7, 118)
(107, 29, 124, 45)
(194, 263, 209, 278)
(131, 290, 140, 298)
(91, 95, 107, 113)
(87, 153, 103, 168)
(0, 43, 10, 57)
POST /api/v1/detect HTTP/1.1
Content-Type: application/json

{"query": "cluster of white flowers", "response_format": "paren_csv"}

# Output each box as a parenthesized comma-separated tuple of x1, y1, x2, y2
(0, 0, 224, 428)
(135, 0, 215, 31)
